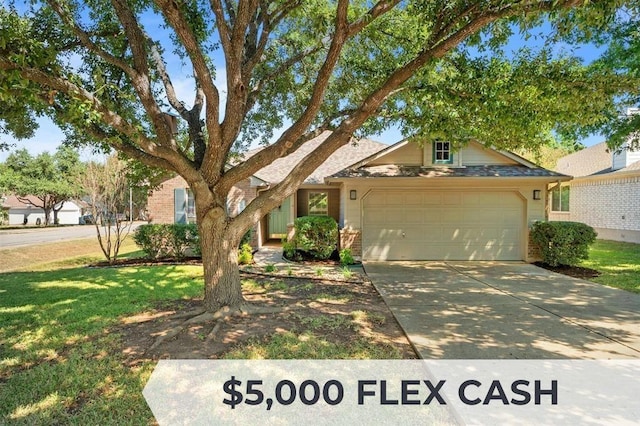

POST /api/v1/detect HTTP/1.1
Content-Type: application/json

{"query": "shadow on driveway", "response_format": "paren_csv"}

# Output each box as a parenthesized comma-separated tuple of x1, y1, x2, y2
(364, 261, 640, 359)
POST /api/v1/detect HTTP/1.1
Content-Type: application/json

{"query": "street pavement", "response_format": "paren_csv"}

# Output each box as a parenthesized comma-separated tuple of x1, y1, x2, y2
(0, 222, 143, 249)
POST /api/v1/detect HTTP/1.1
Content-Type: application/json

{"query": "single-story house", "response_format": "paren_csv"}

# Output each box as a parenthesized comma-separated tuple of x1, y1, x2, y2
(550, 141, 640, 244)
(1, 195, 83, 225)
(148, 131, 568, 261)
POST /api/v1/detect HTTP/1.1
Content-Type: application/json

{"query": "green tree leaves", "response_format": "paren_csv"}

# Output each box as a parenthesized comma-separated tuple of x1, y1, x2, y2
(1, 145, 83, 225)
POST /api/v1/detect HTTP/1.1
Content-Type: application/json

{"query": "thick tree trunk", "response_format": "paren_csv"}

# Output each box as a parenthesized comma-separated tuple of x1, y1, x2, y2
(199, 213, 244, 312)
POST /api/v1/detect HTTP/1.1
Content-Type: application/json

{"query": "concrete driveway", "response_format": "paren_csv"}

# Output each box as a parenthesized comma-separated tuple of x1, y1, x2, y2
(364, 261, 640, 359)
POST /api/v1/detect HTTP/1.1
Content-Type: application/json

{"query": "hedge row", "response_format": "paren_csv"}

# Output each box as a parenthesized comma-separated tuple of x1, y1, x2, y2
(133, 224, 200, 259)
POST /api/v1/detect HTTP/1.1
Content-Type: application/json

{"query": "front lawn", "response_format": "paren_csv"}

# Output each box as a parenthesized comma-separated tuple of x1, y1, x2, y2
(1, 256, 411, 423)
(0, 264, 204, 424)
(580, 240, 640, 293)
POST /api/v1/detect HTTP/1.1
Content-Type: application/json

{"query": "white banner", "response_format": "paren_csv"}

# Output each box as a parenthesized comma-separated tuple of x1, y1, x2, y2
(143, 360, 640, 425)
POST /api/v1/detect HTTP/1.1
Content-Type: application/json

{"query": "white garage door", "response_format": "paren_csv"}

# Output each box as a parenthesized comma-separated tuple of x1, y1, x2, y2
(362, 190, 524, 261)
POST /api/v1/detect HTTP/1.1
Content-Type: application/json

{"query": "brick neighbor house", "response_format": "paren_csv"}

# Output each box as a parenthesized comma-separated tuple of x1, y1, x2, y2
(550, 141, 640, 244)
(148, 131, 567, 260)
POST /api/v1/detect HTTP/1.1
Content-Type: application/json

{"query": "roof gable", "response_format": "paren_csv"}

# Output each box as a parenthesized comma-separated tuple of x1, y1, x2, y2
(329, 139, 565, 180)
(348, 139, 532, 169)
(460, 141, 521, 166)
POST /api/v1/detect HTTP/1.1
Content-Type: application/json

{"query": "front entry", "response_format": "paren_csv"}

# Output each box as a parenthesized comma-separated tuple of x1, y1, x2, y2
(268, 196, 292, 239)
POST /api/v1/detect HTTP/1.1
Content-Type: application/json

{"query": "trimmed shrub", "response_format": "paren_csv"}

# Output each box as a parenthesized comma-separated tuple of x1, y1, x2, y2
(282, 240, 299, 261)
(530, 221, 597, 267)
(133, 223, 200, 259)
(291, 216, 338, 260)
(339, 248, 355, 265)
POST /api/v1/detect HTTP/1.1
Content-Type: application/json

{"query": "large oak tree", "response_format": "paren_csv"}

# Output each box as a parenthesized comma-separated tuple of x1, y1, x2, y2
(0, 0, 633, 312)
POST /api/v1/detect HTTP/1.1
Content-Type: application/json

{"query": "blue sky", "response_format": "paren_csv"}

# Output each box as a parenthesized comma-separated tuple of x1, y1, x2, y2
(0, 13, 609, 162)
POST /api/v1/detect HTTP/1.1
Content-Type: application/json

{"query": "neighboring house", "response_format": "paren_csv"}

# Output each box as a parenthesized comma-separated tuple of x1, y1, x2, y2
(1, 195, 83, 225)
(551, 141, 640, 244)
(148, 131, 567, 261)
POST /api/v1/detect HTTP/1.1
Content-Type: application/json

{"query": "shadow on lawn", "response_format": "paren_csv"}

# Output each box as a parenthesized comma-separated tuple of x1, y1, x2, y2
(0, 264, 204, 423)
(0, 264, 203, 376)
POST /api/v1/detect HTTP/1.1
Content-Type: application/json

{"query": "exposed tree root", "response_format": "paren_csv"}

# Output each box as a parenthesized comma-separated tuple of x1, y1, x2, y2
(206, 319, 225, 342)
(169, 307, 207, 320)
(147, 303, 304, 351)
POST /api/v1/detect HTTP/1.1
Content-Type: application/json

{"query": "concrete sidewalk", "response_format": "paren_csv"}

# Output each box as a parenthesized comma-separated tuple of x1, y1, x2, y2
(365, 261, 640, 359)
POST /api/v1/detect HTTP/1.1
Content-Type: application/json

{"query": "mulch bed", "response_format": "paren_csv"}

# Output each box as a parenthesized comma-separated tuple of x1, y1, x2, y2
(89, 257, 202, 268)
(534, 262, 601, 280)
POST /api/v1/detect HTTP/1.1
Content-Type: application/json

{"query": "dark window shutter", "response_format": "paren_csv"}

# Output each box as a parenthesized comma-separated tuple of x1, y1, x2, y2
(174, 188, 187, 224)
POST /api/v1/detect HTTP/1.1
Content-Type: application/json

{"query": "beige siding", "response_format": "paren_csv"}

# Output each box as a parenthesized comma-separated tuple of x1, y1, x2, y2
(367, 142, 423, 166)
(459, 142, 518, 166)
(368, 140, 519, 167)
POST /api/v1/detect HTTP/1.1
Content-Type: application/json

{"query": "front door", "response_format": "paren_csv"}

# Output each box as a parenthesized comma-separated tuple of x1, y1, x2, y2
(268, 196, 292, 239)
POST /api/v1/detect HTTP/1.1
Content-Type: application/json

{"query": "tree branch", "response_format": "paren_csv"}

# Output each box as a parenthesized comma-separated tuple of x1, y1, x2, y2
(232, 0, 585, 218)
(347, 0, 402, 37)
(148, 37, 189, 119)
(155, 0, 223, 155)
(0, 58, 201, 181)
(220, 0, 351, 190)
(45, 0, 135, 75)
(210, 0, 233, 55)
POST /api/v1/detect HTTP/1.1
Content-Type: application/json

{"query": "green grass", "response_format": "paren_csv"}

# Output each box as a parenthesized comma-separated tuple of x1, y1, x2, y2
(241, 278, 288, 293)
(223, 331, 402, 360)
(580, 240, 640, 293)
(0, 263, 204, 424)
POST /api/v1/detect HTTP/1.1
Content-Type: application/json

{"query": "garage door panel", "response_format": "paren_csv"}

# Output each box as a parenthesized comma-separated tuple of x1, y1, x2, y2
(422, 193, 443, 205)
(363, 190, 524, 261)
(405, 210, 426, 224)
(443, 193, 462, 205)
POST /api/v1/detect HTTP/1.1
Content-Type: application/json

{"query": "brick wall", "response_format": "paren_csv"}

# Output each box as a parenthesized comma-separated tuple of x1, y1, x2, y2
(147, 175, 187, 224)
(570, 176, 640, 234)
(340, 228, 362, 258)
(228, 178, 258, 217)
(147, 175, 258, 224)
(527, 230, 542, 262)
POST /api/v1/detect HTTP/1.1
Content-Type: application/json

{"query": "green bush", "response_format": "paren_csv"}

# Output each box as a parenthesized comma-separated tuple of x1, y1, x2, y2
(530, 221, 597, 267)
(282, 240, 299, 261)
(339, 248, 355, 265)
(133, 223, 200, 259)
(238, 243, 253, 265)
(291, 216, 338, 260)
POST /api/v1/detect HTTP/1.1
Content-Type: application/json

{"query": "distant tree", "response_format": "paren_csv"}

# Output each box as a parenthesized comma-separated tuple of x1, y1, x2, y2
(516, 141, 584, 170)
(3, 146, 82, 225)
(80, 155, 131, 264)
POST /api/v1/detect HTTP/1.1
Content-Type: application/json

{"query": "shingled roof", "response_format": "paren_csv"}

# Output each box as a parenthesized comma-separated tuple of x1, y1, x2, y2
(249, 131, 387, 184)
(554, 142, 612, 177)
(330, 164, 567, 179)
(616, 159, 640, 172)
